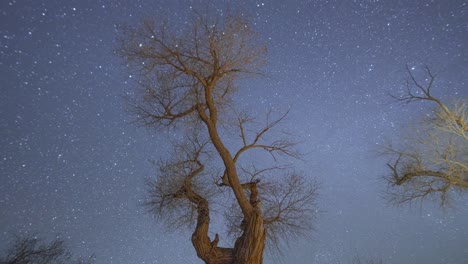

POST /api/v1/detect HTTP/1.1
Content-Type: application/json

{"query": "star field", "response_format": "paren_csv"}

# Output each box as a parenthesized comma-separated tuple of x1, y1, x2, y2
(1, 1, 467, 263)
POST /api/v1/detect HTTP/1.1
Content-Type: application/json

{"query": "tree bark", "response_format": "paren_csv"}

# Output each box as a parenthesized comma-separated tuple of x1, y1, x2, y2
(190, 199, 266, 264)
(233, 205, 266, 264)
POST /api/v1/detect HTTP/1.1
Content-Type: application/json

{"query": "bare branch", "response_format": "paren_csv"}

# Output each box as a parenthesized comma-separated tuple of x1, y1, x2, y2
(233, 110, 299, 163)
(1, 234, 94, 264)
(261, 172, 319, 252)
(393, 65, 466, 136)
(383, 66, 467, 206)
(224, 171, 319, 255)
(118, 14, 266, 130)
(144, 135, 216, 230)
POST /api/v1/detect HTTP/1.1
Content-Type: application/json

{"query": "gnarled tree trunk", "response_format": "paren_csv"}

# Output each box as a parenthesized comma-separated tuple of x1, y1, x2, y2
(191, 198, 266, 264)
(233, 206, 266, 264)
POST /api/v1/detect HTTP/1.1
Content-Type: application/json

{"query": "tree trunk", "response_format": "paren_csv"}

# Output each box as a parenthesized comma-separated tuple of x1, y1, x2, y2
(192, 86, 266, 263)
(233, 206, 266, 264)
(191, 199, 266, 264)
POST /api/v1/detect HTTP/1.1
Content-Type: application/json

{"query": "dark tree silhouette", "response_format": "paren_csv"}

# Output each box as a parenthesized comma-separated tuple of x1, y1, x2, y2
(117, 13, 319, 264)
(383, 66, 467, 206)
(0, 235, 94, 264)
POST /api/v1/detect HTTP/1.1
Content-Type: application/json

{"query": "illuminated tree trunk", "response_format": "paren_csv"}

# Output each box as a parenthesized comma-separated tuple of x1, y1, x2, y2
(232, 207, 266, 264)
(190, 199, 266, 264)
(190, 85, 266, 263)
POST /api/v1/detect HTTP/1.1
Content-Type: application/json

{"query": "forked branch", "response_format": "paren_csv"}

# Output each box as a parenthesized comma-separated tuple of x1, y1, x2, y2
(383, 65, 467, 206)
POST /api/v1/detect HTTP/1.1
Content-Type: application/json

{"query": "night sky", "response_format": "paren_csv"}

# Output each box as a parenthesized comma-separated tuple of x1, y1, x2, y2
(1, 0, 468, 263)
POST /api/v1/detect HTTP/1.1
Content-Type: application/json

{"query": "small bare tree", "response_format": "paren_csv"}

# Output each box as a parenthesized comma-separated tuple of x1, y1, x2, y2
(0, 234, 94, 264)
(117, 13, 318, 264)
(383, 65, 467, 206)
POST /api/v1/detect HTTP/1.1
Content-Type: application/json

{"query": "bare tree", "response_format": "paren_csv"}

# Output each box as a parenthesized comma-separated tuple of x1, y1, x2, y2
(117, 13, 319, 264)
(0, 234, 94, 264)
(383, 65, 467, 206)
